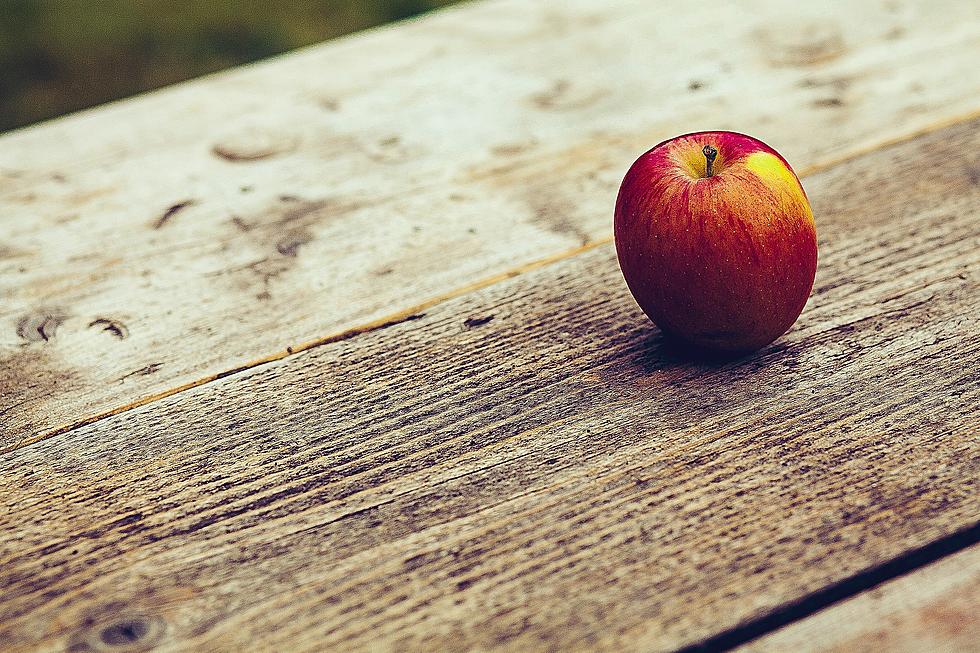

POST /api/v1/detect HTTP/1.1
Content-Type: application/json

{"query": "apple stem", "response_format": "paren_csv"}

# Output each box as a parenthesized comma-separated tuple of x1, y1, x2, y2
(702, 145, 718, 178)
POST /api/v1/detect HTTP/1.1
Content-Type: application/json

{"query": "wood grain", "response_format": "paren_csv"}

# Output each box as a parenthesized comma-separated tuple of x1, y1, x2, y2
(740, 541, 980, 653)
(3, 0, 980, 448)
(1, 118, 978, 652)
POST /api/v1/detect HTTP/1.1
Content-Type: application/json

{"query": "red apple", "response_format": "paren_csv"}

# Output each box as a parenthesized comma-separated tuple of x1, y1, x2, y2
(614, 131, 817, 353)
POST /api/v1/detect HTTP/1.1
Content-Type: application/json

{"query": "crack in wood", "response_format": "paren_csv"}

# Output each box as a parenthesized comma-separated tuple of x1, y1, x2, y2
(153, 200, 196, 229)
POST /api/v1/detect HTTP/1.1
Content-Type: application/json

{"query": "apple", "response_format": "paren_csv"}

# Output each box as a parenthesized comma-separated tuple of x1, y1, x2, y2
(614, 131, 817, 354)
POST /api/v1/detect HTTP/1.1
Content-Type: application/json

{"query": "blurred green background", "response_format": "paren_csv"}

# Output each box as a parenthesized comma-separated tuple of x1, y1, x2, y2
(0, 0, 462, 133)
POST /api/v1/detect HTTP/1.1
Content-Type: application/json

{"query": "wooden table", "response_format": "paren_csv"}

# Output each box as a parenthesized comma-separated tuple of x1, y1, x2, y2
(2, 1, 978, 651)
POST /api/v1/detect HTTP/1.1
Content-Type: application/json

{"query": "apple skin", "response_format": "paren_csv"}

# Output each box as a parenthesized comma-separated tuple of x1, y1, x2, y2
(614, 131, 817, 354)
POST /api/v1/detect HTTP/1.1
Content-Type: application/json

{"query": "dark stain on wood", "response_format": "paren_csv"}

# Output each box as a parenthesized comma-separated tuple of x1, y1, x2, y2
(813, 97, 846, 108)
(798, 76, 852, 91)
(757, 23, 846, 67)
(273, 199, 331, 228)
(966, 165, 980, 188)
(118, 363, 163, 382)
(67, 608, 167, 652)
(491, 141, 537, 157)
(211, 131, 299, 162)
(885, 26, 906, 40)
(17, 313, 66, 342)
(523, 184, 592, 246)
(211, 198, 342, 299)
(0, 244, 29, 260)
(530, 79, 603, 111)
(230, 216, 253, 232)
(250, 259, 291, 302)
(153, 200, 196, 229)
(88, 318, 129, 340)
(99, 617, 153, 646)
(275, 230, 314, 258)
(463, 315, 494, 328)
(361, 134, 423, 164)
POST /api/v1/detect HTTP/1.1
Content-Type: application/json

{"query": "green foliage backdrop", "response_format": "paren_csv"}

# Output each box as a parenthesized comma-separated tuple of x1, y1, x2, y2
(0, 0, 461, 133)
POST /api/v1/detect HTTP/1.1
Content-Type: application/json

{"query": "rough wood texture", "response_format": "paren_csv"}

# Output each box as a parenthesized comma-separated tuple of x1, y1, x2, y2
(741, 542, 980, 653)
(2, 119, 977, 652)
(2, 0, 979, 448)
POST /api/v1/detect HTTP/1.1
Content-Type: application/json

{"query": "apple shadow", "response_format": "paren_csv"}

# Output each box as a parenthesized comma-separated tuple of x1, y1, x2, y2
(592, 322, 809, 449)
(624, 327, 764, 376)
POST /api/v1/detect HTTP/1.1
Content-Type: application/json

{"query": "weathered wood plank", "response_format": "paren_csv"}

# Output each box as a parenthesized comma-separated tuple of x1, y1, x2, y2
(1, 118, 978, 652)
(2, 0, 979, 448)
(740, 541, 980, 653)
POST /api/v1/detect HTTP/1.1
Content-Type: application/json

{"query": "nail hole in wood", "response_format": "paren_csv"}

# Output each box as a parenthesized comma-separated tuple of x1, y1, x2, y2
(464, 315, 494, 328)
(86, 613, 166, 651)
(99, 617, 151, 646)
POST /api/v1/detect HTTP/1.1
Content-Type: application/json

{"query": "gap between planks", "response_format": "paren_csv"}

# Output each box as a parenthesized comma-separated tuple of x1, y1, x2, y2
(682, 521, 980, 652)
(5, 105, 980, 457)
